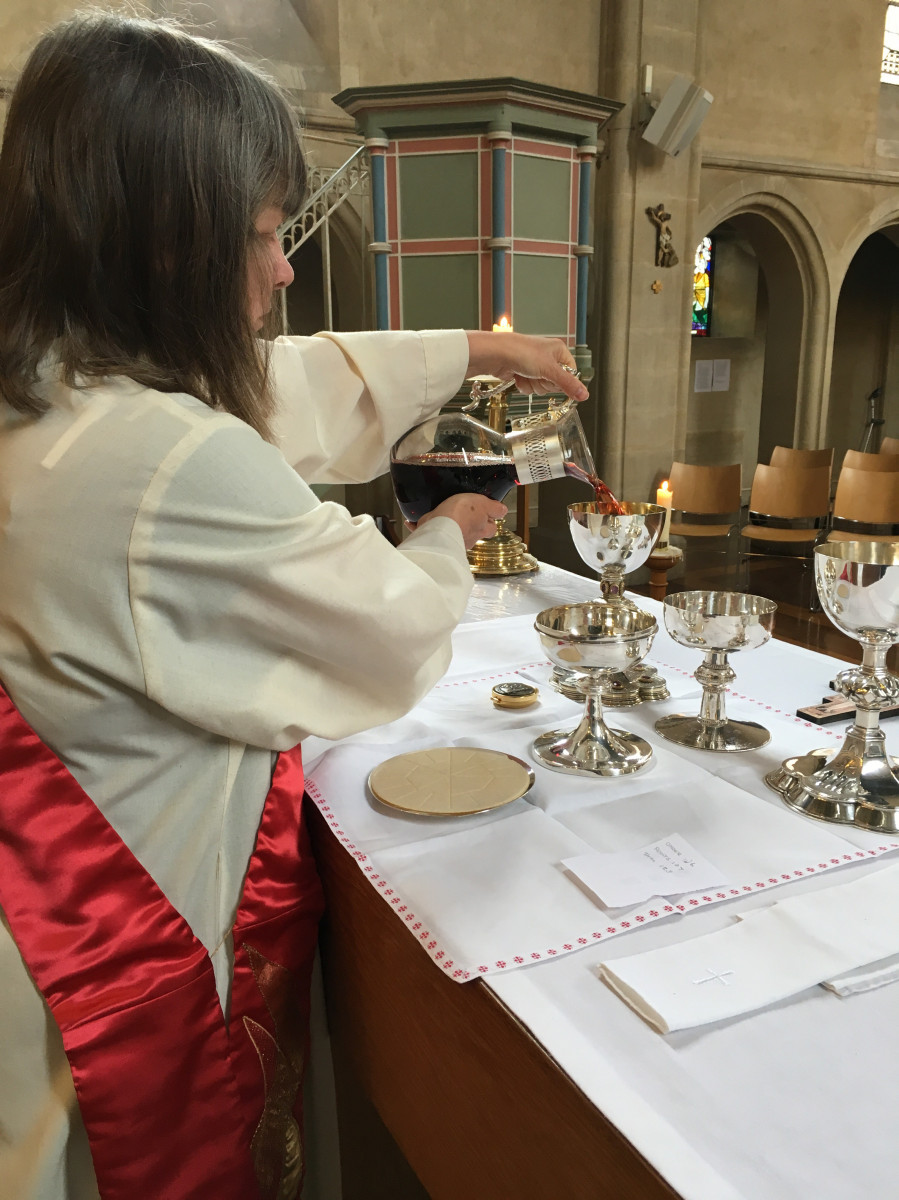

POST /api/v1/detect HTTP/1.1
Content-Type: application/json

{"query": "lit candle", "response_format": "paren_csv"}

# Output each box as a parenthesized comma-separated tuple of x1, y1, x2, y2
(656, 480, 673, 547)
(492, 315, 513, 332)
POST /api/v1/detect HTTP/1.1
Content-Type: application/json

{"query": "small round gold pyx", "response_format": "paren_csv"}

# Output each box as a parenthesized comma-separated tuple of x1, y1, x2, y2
(491, 681, 539, 710)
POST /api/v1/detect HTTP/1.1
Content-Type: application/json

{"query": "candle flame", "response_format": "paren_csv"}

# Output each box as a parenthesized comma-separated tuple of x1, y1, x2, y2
(492, 315, 513, 332)
(662, 479, 669, 490)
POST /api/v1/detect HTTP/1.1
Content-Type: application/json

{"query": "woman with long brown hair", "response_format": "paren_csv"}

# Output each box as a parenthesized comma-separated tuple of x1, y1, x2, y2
(0, 11, 585, 1199)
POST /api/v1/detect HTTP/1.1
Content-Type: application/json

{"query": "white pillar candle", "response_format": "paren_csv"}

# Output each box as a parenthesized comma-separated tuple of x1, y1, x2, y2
(656, 480, 673, 546)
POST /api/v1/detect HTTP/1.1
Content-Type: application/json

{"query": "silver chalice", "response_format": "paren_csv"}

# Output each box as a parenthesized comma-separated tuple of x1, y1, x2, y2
(654, 591, 777, 752)
(556, 501, 669, 707)
(533, 602, 658, 777)
(767, 541, 899, 830)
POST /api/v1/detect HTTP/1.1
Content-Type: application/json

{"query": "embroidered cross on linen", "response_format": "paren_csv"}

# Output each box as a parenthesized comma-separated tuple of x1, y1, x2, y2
(692, 967, 735, 986)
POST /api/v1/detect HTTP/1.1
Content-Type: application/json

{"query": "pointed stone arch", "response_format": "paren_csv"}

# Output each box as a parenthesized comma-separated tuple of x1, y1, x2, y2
(695, 183, 833, 447)
(828, 198, 899, 455)
(835, 196, 899, 282)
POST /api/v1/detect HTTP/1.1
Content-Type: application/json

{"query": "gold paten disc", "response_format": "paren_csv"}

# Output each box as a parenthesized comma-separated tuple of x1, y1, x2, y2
(368, 747, 535, 817)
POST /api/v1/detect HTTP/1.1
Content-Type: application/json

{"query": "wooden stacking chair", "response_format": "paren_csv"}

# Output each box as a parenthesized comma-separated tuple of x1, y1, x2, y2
(740, 464, 832, 604)
(669, 462, 742, 538)
(880, 436, 899, 455)
(769, 445, 834, 471)
(667, 462, 742, 583)
(827, 466, 899, 543)
(842, 448, 899, 473)
(741, 464, 831, 550)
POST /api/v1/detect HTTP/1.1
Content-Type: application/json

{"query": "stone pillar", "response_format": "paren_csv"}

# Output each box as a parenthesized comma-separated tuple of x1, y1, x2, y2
(593, 0, 703, 500)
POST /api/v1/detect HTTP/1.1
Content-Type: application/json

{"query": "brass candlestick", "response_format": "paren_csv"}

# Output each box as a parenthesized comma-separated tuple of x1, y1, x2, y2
(466, 376, 538, 577)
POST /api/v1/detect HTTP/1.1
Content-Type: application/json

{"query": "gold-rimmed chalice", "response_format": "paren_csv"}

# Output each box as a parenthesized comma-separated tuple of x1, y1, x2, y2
(654, 590, 777, 752)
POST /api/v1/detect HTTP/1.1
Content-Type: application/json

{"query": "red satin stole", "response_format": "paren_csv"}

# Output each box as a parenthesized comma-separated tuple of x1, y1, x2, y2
(0, 686, 324, 1200)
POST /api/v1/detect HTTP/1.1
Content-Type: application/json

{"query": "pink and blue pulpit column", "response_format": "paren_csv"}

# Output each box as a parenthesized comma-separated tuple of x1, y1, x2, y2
(574, 145, 598, 376)
(487, 128, 512, 325)
(365, 136, 391, 331)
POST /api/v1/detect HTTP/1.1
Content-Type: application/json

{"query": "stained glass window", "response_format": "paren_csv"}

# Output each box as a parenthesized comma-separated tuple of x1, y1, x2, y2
(692, 236, 713, 337)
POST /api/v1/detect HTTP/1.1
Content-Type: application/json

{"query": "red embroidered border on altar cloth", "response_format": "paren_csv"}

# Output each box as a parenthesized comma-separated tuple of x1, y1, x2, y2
(0, 685, 323, 1200)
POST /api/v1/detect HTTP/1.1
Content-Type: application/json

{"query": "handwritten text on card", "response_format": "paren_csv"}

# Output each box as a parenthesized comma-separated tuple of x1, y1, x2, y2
(562, 834, 728, 909)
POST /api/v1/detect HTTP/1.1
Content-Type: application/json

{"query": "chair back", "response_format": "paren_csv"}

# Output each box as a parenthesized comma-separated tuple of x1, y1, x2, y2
(748, 463, 831, 521)
(668, 462, 741, 515)
(880, 436, 899, 455)
(769, 445, 834, 471)
(833, 466, 899, 526)
(842, 448, 899, 473)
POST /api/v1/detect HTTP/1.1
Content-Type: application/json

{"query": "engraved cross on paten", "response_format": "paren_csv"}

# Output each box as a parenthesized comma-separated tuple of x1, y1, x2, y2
(692, 967, 735, 986)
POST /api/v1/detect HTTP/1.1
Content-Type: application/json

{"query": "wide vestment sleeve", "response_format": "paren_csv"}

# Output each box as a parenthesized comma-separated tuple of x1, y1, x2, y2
(269, 328, 470, 483)
(127, 416, 473, 748)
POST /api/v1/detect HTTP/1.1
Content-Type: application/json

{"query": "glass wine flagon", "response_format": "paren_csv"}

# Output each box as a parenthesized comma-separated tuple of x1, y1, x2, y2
(391, 456, 623, 523)
(390, 455, 519, 524)
(391, 455, 625, 525)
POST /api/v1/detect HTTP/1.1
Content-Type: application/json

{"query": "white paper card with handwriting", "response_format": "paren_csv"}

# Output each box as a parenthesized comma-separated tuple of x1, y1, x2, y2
(562, 834, 728, 909)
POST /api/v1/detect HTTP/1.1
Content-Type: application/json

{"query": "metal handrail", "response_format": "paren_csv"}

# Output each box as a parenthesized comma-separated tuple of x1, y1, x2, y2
(279, 145, 369, 260)
(277, 145, 370, 332)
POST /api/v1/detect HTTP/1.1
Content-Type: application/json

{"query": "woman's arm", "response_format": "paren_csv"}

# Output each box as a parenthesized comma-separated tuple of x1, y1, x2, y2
(269, 329, 588, 485)
(128, 419, 478, 746)
(270, 330, 469, 483)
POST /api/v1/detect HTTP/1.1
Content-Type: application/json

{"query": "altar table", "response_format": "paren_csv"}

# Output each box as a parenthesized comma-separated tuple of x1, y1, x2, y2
(307, 565, 898, 1200)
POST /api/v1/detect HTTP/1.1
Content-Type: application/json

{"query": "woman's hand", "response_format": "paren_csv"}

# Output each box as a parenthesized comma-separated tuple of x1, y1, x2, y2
(465, 331, 589, 402)
(411, 493, 509, 549)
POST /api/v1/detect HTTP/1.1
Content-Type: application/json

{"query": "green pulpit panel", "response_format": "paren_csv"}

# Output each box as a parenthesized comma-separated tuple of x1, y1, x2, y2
(512, 255, 570, 337)
(513, 153, 572, 244)
(401, 254, 479, 329)
(399, 154, 479, 240)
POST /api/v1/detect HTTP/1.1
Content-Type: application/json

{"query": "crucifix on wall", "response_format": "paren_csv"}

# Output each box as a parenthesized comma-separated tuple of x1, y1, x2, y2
(646, 204, 679, 268)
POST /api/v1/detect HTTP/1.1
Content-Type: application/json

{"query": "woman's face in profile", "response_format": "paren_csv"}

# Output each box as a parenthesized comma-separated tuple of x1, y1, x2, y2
(248, 206, 294, 331)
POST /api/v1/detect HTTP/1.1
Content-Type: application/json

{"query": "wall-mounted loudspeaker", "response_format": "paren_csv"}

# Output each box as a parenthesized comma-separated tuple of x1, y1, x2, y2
(642, 74, 713, 158)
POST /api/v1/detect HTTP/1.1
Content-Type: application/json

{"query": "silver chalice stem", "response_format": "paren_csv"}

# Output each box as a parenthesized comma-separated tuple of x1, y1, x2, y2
(655, 591, 776, 753)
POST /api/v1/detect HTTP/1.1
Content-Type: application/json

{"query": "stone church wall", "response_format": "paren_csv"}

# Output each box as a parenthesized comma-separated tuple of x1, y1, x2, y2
(3, 0, 899, 510)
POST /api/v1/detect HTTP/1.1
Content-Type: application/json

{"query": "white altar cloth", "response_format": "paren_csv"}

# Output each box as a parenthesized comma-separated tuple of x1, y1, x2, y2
(307, 587, 899, 981)
(308, 565, 899, 1200)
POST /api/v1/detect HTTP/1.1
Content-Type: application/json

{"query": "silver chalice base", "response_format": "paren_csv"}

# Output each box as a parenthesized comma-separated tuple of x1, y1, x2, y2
(563, 501, 670, 705)
(533, 602, 657, 778)
(656, 712, 771, 753)
(768, 541, 899, 829)
(654, 590, 777, 754)
(765, 734, 899, 828)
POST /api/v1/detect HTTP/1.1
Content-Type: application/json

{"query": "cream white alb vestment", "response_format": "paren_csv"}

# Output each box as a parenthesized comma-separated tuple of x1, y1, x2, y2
(0, 329, 473, 1200)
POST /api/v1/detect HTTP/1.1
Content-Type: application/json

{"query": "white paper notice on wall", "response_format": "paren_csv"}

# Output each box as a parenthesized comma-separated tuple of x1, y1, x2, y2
(561, 834, 728, 909)
(712, 358, 731, 392)
(694, 360, 713, 392)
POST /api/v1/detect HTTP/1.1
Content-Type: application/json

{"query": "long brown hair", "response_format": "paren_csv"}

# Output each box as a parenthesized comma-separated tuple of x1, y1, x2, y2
(0, 12, 306, 439)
